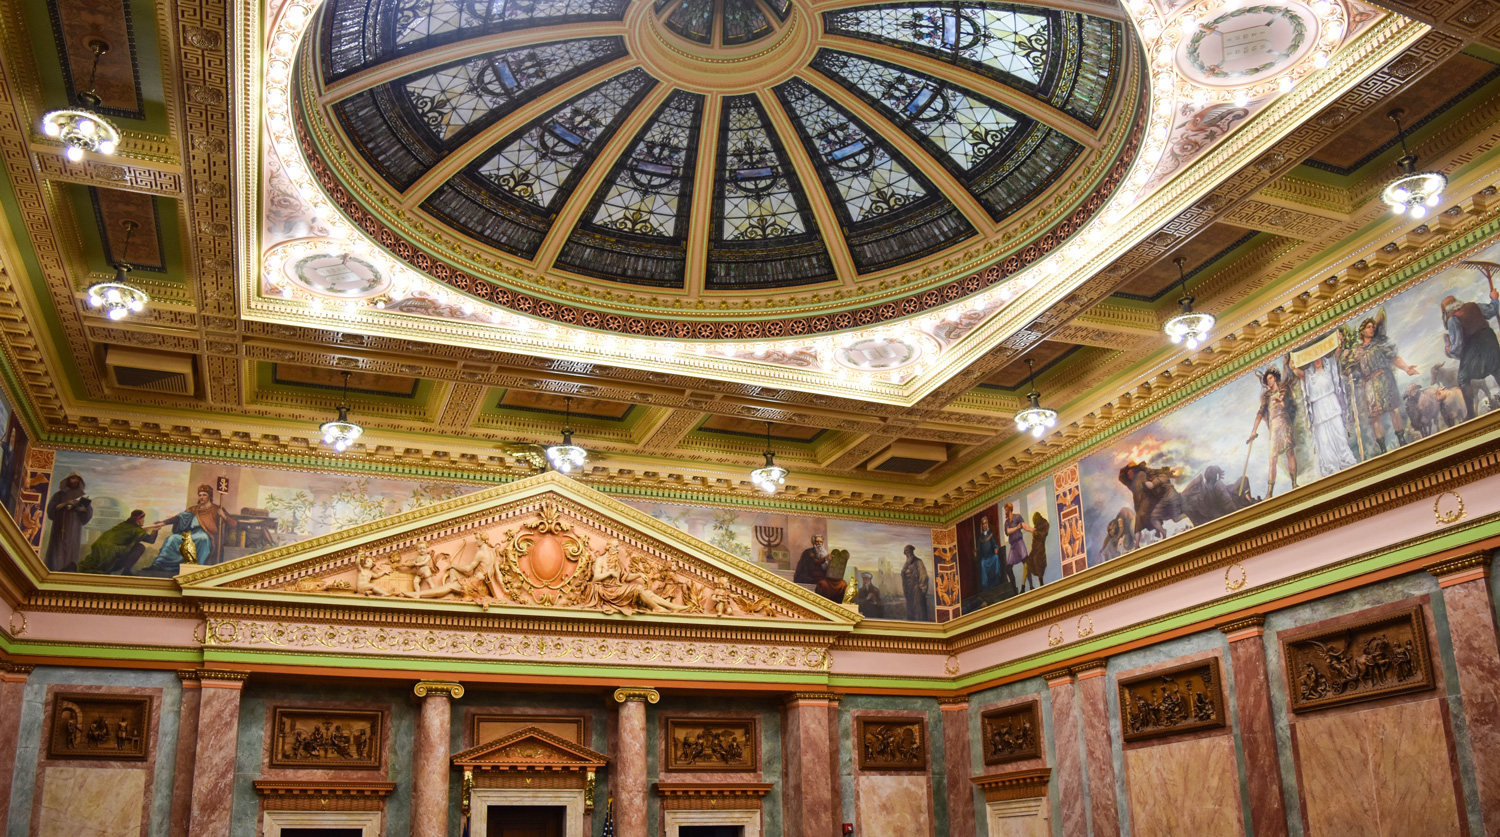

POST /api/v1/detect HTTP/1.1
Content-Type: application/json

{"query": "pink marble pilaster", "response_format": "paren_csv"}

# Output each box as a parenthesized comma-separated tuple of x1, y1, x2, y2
(612, 687, 656, 837)
(1219, 616, 1289, 837)
(0, 663, 33, 836)
(186, 670, 249, 837)
(785, 692, 838, 837)
(939, 697, 976, 837)
(168, 671, 201, 837)
(1045, 669, 1088, 837)
(413, 681, 463, 837)
(1073, 661, 1121, 837)
(1429, 553, 1500, 832)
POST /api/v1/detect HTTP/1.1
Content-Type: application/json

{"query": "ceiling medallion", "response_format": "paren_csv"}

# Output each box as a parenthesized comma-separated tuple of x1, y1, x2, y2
(40, 39, 121, 162)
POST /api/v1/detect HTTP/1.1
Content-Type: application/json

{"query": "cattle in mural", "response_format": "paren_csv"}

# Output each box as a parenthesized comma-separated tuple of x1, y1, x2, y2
(1078, 246, 1500, 568)
(625, 499, 938, 620)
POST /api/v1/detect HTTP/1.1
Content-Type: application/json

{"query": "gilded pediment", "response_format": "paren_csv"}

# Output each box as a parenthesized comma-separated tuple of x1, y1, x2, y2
(177, 472, 856, 624)
(451, 727, 608, 771)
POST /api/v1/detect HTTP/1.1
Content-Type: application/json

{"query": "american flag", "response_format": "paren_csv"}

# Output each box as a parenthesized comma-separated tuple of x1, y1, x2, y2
(601, 799, 615, 837)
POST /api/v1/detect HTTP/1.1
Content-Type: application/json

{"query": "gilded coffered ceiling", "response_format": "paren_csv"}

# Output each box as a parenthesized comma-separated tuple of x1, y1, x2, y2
(0, 0, 1498, 523)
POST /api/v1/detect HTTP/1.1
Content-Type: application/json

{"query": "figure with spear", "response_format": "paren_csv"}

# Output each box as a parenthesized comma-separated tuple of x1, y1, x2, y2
(1450, 261, 1500, 415)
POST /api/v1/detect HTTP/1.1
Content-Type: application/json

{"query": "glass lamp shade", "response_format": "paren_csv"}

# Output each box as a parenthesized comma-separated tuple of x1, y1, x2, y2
(750, 464, 788, 494)
(320, 406, 364, 452)
(1163, 310, 1216, 350)
(1014, 392, 1058, 438)
(546, 428, 587, 473)
(41, 108, 121, 161)
(85, 280, 149, 321)
(1381, 168, 1446, 219)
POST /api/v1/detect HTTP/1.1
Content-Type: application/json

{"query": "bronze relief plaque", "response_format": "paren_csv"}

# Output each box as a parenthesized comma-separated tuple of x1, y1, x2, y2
(1118, 658, 1226, 742)
(48, 693, 151, 761)
(855, 717, 927, 770)
(1284, 605, 1434, 713)
(271, 708, 383, 770)
(980, 701, 1042, 765)
(664, 718, 758, 771)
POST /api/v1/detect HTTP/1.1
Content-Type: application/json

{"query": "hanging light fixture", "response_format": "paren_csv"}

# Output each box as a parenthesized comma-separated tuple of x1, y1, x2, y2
(320, 370, 365, 452)
(1013, 358, 1058, 438)
(1380, 107, 1445, 219)
(750, 421, 788, 495)
(545, 396, 587, 473)
(86, 219, 149, 320)
(1162, 256, 1216, 350)
(40, 39, 122, 163)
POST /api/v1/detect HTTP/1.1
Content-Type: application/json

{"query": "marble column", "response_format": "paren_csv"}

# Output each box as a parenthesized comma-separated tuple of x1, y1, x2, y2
(168, 671, 201, 837)
(1072, 661, 1120, 837)
(1045, 668, 1087, 837)
(1429, 552, 1500, 833)
(413, 681, 464, 837)
(612, 687, 657, 837)
(1219, 616, 1289, 837)
(939, 696, 976, 837)
(785, 692, 839, 837)
(186, 670, 249, 836)
(0, 662, 34, 836)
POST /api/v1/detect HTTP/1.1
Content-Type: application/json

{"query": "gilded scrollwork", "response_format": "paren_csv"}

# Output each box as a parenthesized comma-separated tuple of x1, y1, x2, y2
(203, 618, 833, 672)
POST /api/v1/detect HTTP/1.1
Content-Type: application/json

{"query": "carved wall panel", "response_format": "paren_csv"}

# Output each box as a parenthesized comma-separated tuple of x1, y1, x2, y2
(1118, 659, 1225, 742)
(473, 714, 585, 747)
(1283, 606, 1434, 713)
(271, 708, 383, 770)
(855, 718, 927, 771)
(47, 693, 151, 761)
(664, 718, 759, 772)
(980, 701, 1042, 765)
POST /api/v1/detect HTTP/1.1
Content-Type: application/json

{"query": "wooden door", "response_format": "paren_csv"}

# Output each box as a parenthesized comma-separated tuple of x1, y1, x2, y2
(485, 805, 565, 837)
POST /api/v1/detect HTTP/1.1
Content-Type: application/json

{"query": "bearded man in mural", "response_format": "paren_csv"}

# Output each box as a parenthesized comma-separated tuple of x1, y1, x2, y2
(1442, 288, 1500, 415)
(78, 511, 165, 575)
(142, 484, 238, 574)
(793, 533, 847, 603)
(43, 472, 91, 572)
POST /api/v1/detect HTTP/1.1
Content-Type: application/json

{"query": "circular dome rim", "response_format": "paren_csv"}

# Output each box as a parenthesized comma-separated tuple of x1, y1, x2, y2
(290, 0, 1149, 337)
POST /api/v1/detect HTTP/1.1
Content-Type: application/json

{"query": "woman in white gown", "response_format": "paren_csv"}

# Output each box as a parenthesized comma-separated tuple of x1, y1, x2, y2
(1292, 355, 1360, 477)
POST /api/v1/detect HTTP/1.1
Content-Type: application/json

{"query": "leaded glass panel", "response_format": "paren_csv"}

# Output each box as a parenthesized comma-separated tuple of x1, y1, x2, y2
(400, 38, 625, 143)
(773, 78, 926, 224)
(722, 0, 773, 45)
(391, 0, 629, 47)
(665, 0, 714, 44)
(811, 50, 1018, 173)
(475, 69, 656, 210)
(588, 90, 705, 239)
(716, 95, 811, 241)
(823, 3, 1053, 88)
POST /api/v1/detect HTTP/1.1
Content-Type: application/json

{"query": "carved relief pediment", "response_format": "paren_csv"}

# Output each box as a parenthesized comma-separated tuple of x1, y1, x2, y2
(179, 472, 856, 625)
(452, 727, 608, 772)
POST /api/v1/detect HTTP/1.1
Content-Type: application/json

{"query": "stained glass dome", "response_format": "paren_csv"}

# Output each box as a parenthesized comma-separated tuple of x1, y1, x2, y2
(294, 0, 1144, 336)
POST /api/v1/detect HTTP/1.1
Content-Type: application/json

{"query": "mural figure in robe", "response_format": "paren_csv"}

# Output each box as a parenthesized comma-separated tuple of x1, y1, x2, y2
(1341, 310, 1419, 452)
(1003, 502, 1032, 594)
(974, 516, 1000, 591)
(794, 533, 847, 603)
(146, 484, 237, 572)
(900, 544, 932, 621)
(78, 510, 164, 575)
(1289, 342, 1360, 476)
(44, 472, 92, 571)
(1442, 289, 1500, 415)
(1022, 511, 1049, 592)
(1247, 361, 1300, 498)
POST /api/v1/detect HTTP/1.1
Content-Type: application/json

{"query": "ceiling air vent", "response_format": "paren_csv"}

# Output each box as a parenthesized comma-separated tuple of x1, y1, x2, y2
(104, 346, 195, 396)
(867, 440, 948, 475)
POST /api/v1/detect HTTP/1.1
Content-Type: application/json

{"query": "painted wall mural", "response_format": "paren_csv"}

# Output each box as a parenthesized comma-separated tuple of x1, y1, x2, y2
(1079, 248, 1500, 567)
(954, 475, 1063, 613)
(0, 383, 30, 523)
(624, 499, 937, 621)
(39, 449, 475, 575)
